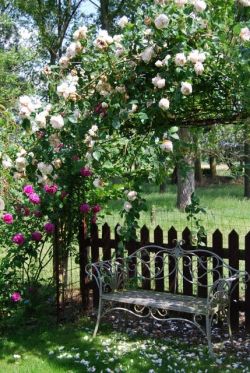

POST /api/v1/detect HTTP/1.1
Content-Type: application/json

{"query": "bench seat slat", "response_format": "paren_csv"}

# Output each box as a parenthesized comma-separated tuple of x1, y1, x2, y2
(102, 290, 217, 315)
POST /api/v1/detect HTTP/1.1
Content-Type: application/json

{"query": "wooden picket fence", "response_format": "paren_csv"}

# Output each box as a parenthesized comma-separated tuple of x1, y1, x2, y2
(78, 223, 250, 332)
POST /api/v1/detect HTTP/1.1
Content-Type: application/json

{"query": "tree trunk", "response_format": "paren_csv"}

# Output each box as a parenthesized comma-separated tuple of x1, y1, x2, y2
(177, 128, 195, 211)
(159, 180, 167, 193)
(195, 157, 203, 183)
(209, 156, 217, 178)
(244, 124, 250, 198)
(100, 0, 110, 32)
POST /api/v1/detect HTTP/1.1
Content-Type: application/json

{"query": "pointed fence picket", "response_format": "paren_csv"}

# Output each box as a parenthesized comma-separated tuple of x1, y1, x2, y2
(77, 223, 250, 332)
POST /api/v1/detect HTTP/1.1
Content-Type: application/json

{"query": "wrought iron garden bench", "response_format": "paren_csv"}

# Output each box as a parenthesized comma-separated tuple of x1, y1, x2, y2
(86, 241, 249, 356)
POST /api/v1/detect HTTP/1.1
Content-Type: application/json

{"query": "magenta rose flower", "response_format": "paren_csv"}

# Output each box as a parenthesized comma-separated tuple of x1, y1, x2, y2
(61, 191, 68, 200)
(2, 213, 14, 224)
(11, 292, 22, 302)
(44, 184, 58, 194)
(29, 193, 41, 205)
(12, 233, 25, 246)
(80, 203, 91, 213)
(31, 231, 42, 242)
(34, 210, 42, 218)
(80, 167, 92, 177)
(23, 184, 34, 196)
(44, 222, 55, 234)
(92, 205, 101, 213)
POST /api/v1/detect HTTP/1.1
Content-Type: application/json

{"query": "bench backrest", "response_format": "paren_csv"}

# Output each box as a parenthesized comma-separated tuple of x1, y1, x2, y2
(87, 241, 249, 296)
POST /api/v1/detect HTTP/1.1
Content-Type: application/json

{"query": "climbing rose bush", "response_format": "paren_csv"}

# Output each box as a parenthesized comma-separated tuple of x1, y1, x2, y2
(0, 0, 248, 310)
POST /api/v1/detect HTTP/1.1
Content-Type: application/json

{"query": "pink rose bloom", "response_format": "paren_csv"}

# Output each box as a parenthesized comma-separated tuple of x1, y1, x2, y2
(61, 191, 68, 200)
(29, 193, 41, 205)
(31, 231, 42, 242)
(11, 292, 22, 302)
(92, 204, 101, 213)
(44, 184, 58, 194)
(21, 207, 30, 216)
(80, 203, 91, 213)
(23, 185, 34, 196)
(34, 210, 42, 218)
(12, 233, 25, 246)
(44, 222, 55, 234)
(2, 213, 14, 224)
(80, 167, 92, 177)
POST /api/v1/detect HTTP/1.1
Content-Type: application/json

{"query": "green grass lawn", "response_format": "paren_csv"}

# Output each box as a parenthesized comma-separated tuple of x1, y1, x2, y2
(100, 183, 250, 245)
(0, 317, 249, 373)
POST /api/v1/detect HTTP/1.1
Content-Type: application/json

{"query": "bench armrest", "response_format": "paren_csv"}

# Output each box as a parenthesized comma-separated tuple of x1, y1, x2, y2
(85, 259, 127, 296)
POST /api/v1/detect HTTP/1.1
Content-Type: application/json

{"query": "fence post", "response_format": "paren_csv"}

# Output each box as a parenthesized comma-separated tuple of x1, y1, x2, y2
(141, 225, 150, 290)
(212, 229, 223, 283)
(229, 230, 239, 330)
(182, 227, 193, 296)
(154, 225, 164, 292)
(197, 236, 208, 298)
(168, 226, 177, 293)
(79, 219, 90, 309)
(91, 224, 99, 308)
(102, 223, 111, 261)
(245, 232, 250, 332)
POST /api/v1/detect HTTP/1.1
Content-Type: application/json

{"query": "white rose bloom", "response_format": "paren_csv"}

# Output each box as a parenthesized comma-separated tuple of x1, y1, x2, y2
(13, 172, 22, 180)
(15, 156, 26, 172)
(93, 178, 103, 188)
(0, 197, 5, 211)
(175, 53, 187, 67)
(181, 82, 193, 95)
(19, 95, 32, 107)
(240, 27, 250, 42)
(163, 54, 171, 65)
(175, 0, 187, 7)
(57, 81, 77, 99)
(45, 104, 52, 113)
(2, 156, 12, 169)
(59, 56, 70, 68)
(131, 104, 138, 113)
(117, 16, 129, 28)
(188, 50, 206, 64)
(94, 30, 113, 49)
(17, 148, 27, 157)
(160, 140, 173, 152)
(113, 34, 123, 43)
(127, 191, 138, 201)
(50, 114, 64, 129)
(193, 0, 207, 12)
(238, 0, 250, 6)
(141, 46, 154, 63)
(159, 98, 170, 111)
(88, 125, 98, 136)
(19, 106, 32, 118)
(144, 28, 152, 36)
(155, 60, 163, 67)
(194, 62, 204, 75)
(73, 26, 88, 40)
(152, 75, 166, 89)
(49, 134, 61, 148)
(52, 158, 62, 169)
(66, 41, 82, 58)
(124, 201, 132, 212)
(37, 162, 53, 175)
(35, 111, 47, 128)
(154, 14, 169, 29)
(37, 174, 49, 184)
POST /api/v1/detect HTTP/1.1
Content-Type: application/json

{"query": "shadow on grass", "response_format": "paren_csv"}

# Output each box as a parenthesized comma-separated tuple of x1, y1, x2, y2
(0, 316, 171, 373)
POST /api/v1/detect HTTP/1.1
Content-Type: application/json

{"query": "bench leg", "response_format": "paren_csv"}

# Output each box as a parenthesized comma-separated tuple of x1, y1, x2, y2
(227, 307, 233, 343)
(206, 315, 214, 357)
(93, 298, 102, 337)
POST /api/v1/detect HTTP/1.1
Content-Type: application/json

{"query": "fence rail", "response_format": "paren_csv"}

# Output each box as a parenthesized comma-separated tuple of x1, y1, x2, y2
(75, 223, 250, 331)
